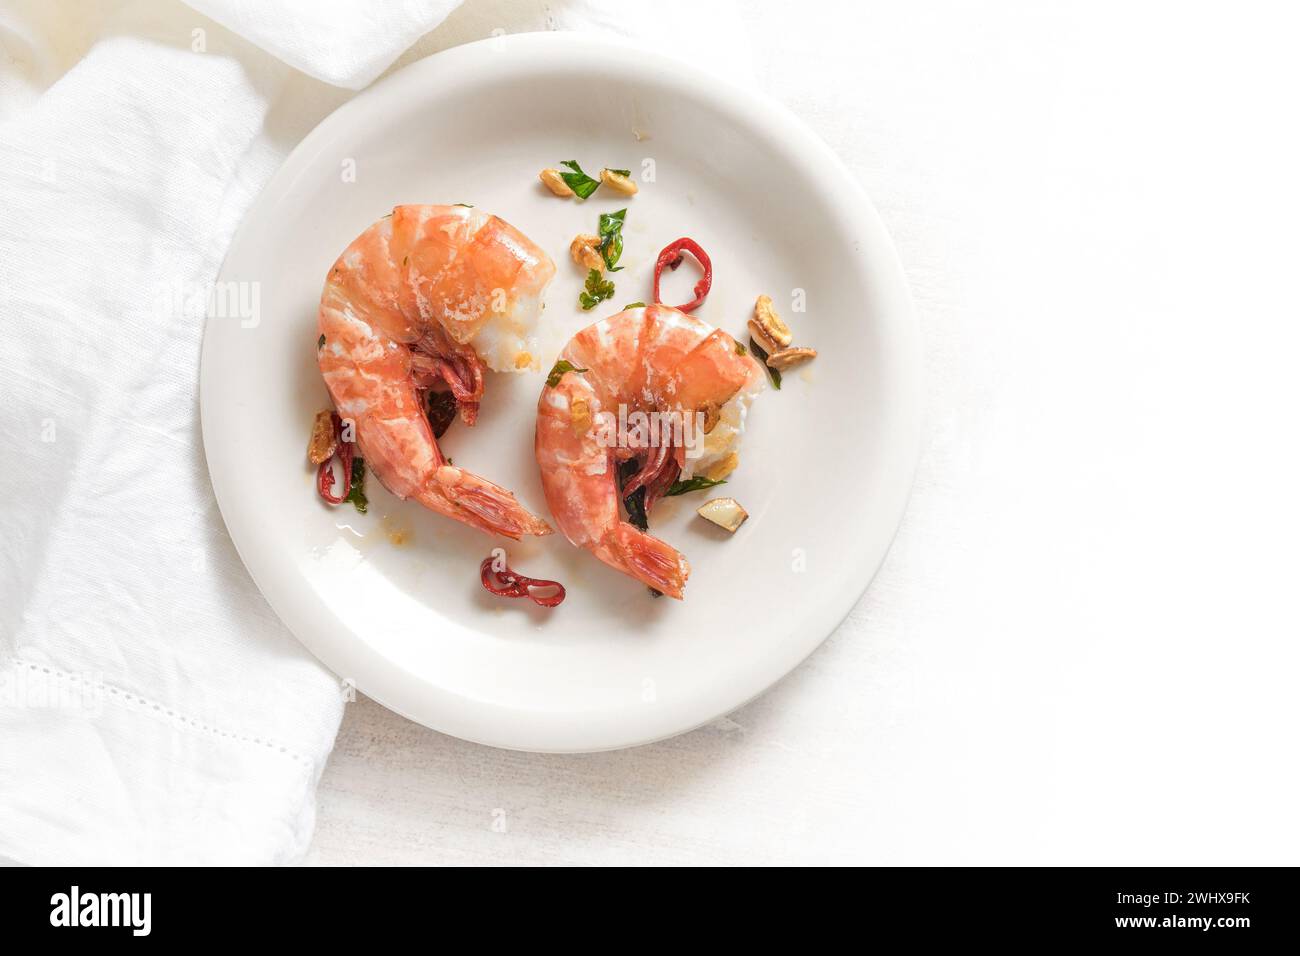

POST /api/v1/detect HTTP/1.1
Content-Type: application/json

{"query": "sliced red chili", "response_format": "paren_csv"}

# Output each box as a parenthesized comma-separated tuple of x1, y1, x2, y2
(317, 412, 355, 504)
(480, 555, 566, 608)
(652, 237, 713, 313)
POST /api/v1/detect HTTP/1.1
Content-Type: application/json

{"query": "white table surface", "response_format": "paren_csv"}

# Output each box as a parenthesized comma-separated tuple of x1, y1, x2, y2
(304, 1, 1300, 865)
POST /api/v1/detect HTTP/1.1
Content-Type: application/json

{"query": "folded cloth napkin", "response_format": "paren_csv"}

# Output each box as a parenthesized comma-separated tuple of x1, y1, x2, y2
(0, 0, 745, 865)
(184, 0, 463, 89)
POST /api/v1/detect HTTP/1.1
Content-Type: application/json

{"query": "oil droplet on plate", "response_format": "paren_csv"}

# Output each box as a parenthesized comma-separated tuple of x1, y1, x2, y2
(380, 514, 413, 547)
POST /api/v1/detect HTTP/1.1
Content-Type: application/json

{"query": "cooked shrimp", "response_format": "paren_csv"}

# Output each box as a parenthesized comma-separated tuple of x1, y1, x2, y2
(535, 305, 765, 598)
(319, 204, 554, 538)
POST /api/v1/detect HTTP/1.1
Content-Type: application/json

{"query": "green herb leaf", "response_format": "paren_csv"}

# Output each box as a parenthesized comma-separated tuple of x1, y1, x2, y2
(546, 358, 589, 388)
(317, 334, 326, 350)
(622, 301, 647, 310)
(578, 269, 616, 311)
(426, 390, 458, 438)
(735, 340, 747, 356)
(617, 458, 649, 531)
(454, 202, 474, 207)
(606, 168, 632, 178)
(749, 337, 782, 389)
(597, 208, 627, 272)
(664, 476, 728, 497)
(346, 457, 368, 514)
(559, 160, 601, 200)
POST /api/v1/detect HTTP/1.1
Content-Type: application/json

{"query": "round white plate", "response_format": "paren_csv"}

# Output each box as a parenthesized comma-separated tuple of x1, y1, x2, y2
(200, 32, 921, 752)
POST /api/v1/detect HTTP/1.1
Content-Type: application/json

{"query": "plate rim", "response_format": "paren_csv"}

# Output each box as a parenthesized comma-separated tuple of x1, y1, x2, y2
(199, 30, 923, 752)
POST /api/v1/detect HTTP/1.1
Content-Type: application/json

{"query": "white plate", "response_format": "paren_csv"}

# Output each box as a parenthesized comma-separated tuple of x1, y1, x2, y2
(200, 32, 921, 752)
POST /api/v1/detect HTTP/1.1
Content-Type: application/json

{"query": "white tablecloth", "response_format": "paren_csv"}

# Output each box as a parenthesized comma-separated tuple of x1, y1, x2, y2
(3, 0, 1297, 866)
(310, 0, 1300, 865)
(0, 0, 749, 865)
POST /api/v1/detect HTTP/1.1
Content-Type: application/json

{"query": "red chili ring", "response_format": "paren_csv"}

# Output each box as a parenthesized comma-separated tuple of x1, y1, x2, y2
(317, 412, 354, 504)
(480, 556, 566, 608)
(652, 237, 712, 313)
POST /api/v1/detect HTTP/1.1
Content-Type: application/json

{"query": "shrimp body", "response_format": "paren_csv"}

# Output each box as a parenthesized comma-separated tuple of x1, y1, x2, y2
(535, 306, 765, 598)
(318, 204, 554, 538)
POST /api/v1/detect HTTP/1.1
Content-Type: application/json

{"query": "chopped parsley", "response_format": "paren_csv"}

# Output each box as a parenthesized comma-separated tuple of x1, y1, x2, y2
(545, 359, 588, 388)
(617, 458, 649, 531)
(578, 269, 615, 311)
(426, 390, 457, 438)
(558, 160, 601, 200)
(622, 301, 647, 310)
(748, 337, 782, 389)
(664, 476, 727, 497)
(597, 208, 627, 272)
(346, 457, 368, 513)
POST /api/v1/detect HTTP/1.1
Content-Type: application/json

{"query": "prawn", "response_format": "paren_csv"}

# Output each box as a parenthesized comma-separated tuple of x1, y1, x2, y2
(535, 305, 765, 598)
(318, 204, 554, 538)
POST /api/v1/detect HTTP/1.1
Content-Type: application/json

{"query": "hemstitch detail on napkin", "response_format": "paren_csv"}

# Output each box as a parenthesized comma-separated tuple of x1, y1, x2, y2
(0, 656, 315, 768)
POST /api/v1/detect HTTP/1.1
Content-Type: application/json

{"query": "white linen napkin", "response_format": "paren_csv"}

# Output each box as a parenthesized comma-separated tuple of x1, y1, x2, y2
(183, 0, 463, 89)
(0, 0, 745, 865)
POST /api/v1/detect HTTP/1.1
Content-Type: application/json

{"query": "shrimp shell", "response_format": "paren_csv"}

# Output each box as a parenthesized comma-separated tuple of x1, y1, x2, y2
(535, 305, 766, 598)
(318, 204, 554, 539)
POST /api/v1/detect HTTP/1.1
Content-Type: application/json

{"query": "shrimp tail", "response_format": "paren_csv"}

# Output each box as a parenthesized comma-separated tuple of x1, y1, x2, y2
(602, 522, 691, 599)
(417, 465, 552, 540)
